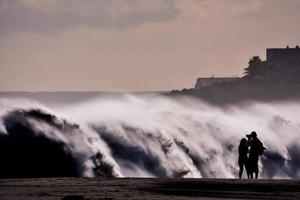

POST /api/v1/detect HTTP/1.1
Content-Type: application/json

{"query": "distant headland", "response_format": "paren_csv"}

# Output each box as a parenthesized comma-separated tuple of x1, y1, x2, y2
(169, 46, 300, 104)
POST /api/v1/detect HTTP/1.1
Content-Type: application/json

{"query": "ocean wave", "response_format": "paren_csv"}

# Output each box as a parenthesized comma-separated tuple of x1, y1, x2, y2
(0, 95, 300, 178)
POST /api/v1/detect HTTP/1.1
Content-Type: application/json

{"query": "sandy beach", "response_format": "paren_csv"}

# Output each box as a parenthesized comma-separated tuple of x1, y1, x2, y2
(1, 178, 299, 200)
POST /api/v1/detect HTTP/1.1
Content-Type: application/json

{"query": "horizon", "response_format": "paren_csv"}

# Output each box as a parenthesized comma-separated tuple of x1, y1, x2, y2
(0, 90, 167, 93)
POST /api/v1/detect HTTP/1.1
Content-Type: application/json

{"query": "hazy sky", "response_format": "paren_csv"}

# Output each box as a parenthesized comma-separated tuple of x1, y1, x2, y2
(0, 0, 300, 91)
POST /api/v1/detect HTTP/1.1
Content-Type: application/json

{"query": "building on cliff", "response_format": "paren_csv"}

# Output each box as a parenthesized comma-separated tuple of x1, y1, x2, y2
(267, 46, 300, 69)
(195, 46, 300, 89)
(266, 46, 300, 80)
(195, 76, 239, 89)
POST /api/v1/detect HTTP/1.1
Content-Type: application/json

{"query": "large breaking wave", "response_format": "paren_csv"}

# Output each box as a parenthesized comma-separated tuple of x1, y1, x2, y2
(0, 95, 300, 178)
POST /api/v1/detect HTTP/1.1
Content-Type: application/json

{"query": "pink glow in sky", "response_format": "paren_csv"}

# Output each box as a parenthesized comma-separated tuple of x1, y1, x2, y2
(0, 0, 299, 91)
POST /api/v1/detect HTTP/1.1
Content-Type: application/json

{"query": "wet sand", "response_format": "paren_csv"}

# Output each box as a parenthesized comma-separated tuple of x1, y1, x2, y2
(0, 178, 299, 200)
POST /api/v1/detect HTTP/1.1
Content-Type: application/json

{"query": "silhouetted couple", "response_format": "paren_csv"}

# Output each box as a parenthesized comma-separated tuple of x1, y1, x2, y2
(238, 131, 266, 179)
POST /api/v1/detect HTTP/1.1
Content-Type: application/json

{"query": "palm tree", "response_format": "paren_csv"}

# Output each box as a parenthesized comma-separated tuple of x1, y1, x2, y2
(244, 56, 266, 79)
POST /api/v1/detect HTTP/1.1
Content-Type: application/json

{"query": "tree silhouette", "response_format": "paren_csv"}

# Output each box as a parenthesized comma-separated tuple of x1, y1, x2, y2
(244, 56, 267, 79)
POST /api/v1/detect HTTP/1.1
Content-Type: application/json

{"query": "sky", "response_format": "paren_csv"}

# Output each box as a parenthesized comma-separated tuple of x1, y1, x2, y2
(0, 0, 300, 92)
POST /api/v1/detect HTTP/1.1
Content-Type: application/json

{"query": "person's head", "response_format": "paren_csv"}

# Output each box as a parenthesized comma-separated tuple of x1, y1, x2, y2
(250, 131, 257, 138)
(240, 138, 247, 146)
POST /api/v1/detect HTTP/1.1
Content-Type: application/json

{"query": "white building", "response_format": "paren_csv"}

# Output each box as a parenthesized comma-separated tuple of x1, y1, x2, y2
(195, 77, 239, 89)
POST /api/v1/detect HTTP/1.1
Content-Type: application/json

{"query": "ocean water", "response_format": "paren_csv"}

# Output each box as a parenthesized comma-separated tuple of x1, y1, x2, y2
(0, 93, 299, 178)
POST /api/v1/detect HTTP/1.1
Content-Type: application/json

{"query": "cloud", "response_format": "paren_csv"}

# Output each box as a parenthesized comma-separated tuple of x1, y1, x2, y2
(0, 0, 180, 35)
(175, 0, 265, 19)
(1, 0, 299, 36)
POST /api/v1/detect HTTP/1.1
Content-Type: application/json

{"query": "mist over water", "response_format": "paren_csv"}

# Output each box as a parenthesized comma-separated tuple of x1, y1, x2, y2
(0, 94, 300, 179)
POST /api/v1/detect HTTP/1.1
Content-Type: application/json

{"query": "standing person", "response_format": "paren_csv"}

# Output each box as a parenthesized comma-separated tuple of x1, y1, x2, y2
(238, 138, 249, 179)
(247, 131, 266, 179)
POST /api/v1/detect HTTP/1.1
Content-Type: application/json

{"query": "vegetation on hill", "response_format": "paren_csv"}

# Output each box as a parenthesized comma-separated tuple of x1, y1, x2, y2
(244, 56, 268, 80)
